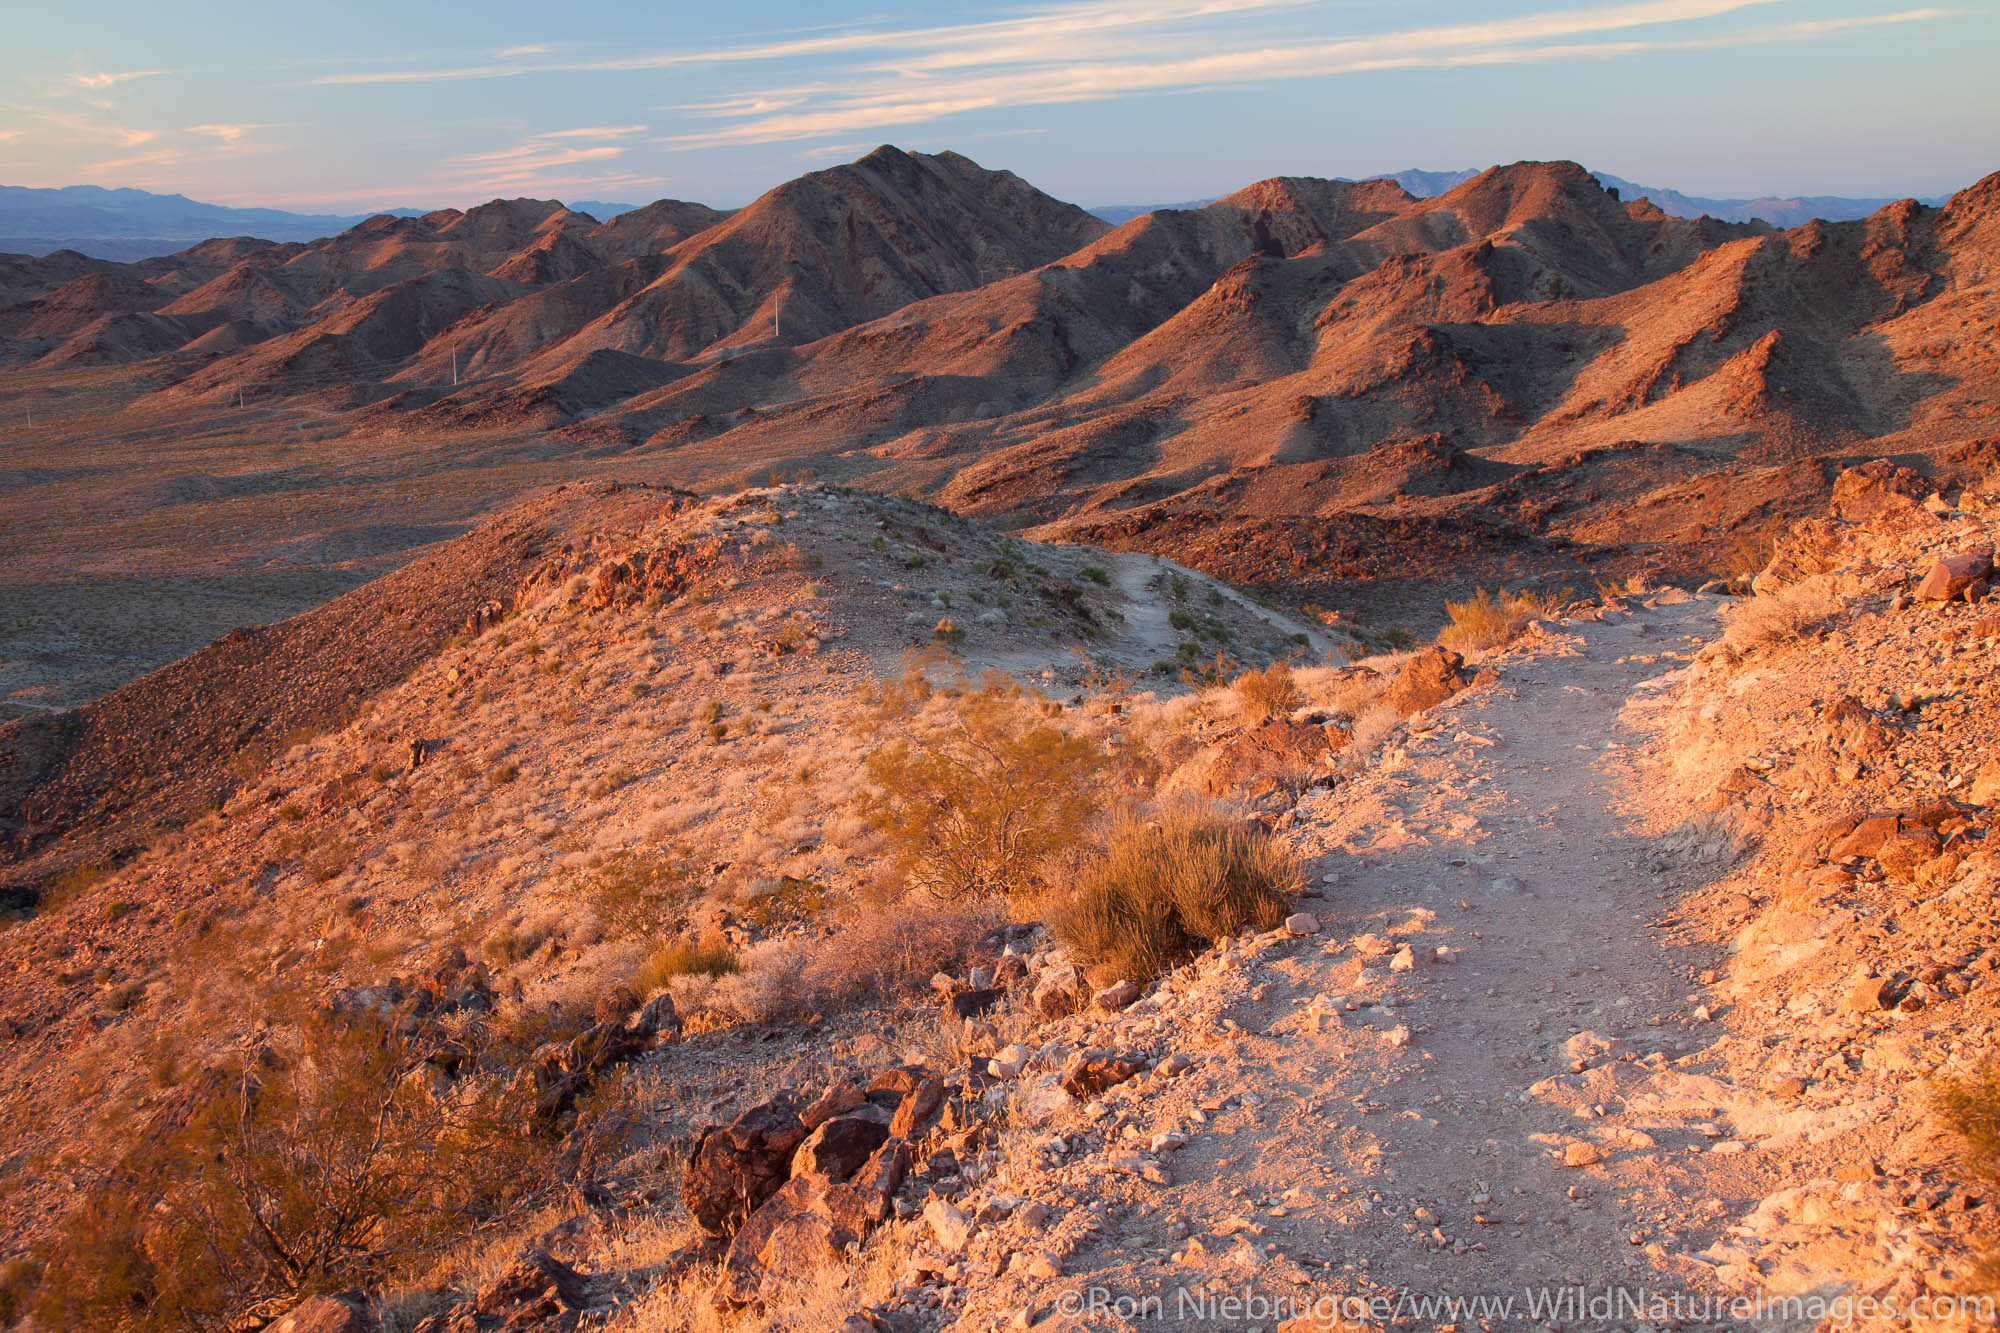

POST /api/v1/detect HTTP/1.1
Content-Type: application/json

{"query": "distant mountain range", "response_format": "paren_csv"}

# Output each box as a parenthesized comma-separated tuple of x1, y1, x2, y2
(0, 168, 1957, 263)
(1086, 168, 1950, 229)
(0, 185, 639, 260)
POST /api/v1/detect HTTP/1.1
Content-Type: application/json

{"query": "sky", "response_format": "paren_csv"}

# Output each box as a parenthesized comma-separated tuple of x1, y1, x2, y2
(0, 0, 1994, 213)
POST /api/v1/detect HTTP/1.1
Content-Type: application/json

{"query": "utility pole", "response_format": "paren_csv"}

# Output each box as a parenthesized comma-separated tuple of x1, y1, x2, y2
(452, 344, 459, 386)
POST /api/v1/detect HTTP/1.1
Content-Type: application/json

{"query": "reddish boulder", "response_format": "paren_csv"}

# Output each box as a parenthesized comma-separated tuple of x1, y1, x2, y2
(1061, 1049, 1146, 1099)
(683, 1092, 811, 1236)
(1915, 548, 1994, 601)
(1385, 647, 1470, 716)
(714, 1138, 911, 1309)
(889, 1075, 945, 1138)
(793, 1115, 890, 1181)
(1203, 718, 1342, 795)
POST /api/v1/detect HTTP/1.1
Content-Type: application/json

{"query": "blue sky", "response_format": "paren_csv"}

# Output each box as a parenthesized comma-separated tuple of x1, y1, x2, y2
(1, 0, 1993, 212)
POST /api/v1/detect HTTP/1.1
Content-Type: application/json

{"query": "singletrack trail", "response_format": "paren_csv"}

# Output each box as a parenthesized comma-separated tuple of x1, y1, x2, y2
(967, 594, 1806, 1332)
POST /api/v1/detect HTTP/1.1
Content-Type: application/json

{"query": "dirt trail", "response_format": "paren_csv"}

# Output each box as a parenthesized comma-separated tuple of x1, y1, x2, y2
(969, 594, 1802, 1331)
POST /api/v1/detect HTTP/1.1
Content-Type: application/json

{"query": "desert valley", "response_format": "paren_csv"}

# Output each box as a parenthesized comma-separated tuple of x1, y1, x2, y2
(2, 141, 2000, 1333)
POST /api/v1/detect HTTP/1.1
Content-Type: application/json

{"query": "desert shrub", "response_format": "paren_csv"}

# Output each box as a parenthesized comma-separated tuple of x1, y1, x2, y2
(933, 617, 965, 645)
(1721, 578, 1842, 652)
(1338, 704, 1402, 772)
(37, 860, 113, 912)
(1078, 565, 1111, 587)
(101, 979, 147, 1012)
(31, 1019, 557, 1332)
(1233, 663, 1299, 722)
(586, 765, 636, 800)
(485, 762, 519, 787)
(580, 849, 694, 940)
(1936, 1066, 2000, 1284)
(1437, 586, 1571, 652)
(670, 939, 804, 1025)
(480, 920, 552, 967)
(797, 897, 999, 1006)
(1049, 803, 1300, 981)
(632, 937, 739, 996)
(858, 671, 1105, 900)
(741, 875, 827, 928)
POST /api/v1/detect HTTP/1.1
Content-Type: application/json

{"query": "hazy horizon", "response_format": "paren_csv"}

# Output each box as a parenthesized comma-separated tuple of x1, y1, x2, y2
(1, 0, 1995, 214)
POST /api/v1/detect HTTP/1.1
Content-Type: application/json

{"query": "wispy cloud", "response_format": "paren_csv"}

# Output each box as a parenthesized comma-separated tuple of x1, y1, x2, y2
(69, 68, 179, 90)
(534, 124, 647, 139)
(185, 122, 278, 143)
(79, 146, 185, 174)
(441, 127, 659, 194)
(306, 0, 1312, 85)
(296, 0, 1950, 154)
(656, 0, 1950, 149)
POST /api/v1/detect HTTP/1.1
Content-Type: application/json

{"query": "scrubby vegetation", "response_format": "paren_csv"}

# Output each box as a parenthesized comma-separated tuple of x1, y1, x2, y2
(1233, 662, 1299, 722)
(1436, 585, 1571, 652)
(858, 670, 1105, 900)
(1936, 1066, 2000, 1284)
(30, 1012, 590, 1332)
(632, 935, 740, 994)
(1048, 803, 1300, 981)
(1720, 577, 1842, 651)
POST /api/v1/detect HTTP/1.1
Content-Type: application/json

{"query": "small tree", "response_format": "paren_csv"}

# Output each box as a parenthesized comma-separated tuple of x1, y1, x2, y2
(859, 670, 1104, 899)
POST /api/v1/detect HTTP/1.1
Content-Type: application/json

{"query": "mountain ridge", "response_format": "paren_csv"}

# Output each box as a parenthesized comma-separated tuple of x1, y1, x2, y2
(2, 148, 1997, 708)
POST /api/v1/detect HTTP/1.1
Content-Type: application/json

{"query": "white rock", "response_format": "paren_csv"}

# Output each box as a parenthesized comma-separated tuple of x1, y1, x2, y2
(1284, 912, 1320, 935)
(926, 1199, 974, 1253)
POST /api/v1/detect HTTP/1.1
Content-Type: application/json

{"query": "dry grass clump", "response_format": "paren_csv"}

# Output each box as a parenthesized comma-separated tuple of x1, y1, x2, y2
(1437, 586, 1571, 652)
(798, 897, 998, 1006)
(1048, 803, 1299, 981)
(1338, 705, 1402, 773)
(632, 936, 739, 996)
(1233, 662, 1299, 722)
(1720, 578, 1842, 652)
(669, 939, 803, 1025)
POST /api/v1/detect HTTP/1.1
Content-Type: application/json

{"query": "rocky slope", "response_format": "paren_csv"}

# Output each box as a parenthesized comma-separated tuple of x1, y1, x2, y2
(5, 464, 2000, 1332)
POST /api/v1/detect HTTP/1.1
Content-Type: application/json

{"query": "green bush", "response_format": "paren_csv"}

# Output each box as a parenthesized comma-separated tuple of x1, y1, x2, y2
(859, 671, 1104, 900)
(1049, 804, 1299, 981)
(1078, 565, 1111, 587)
